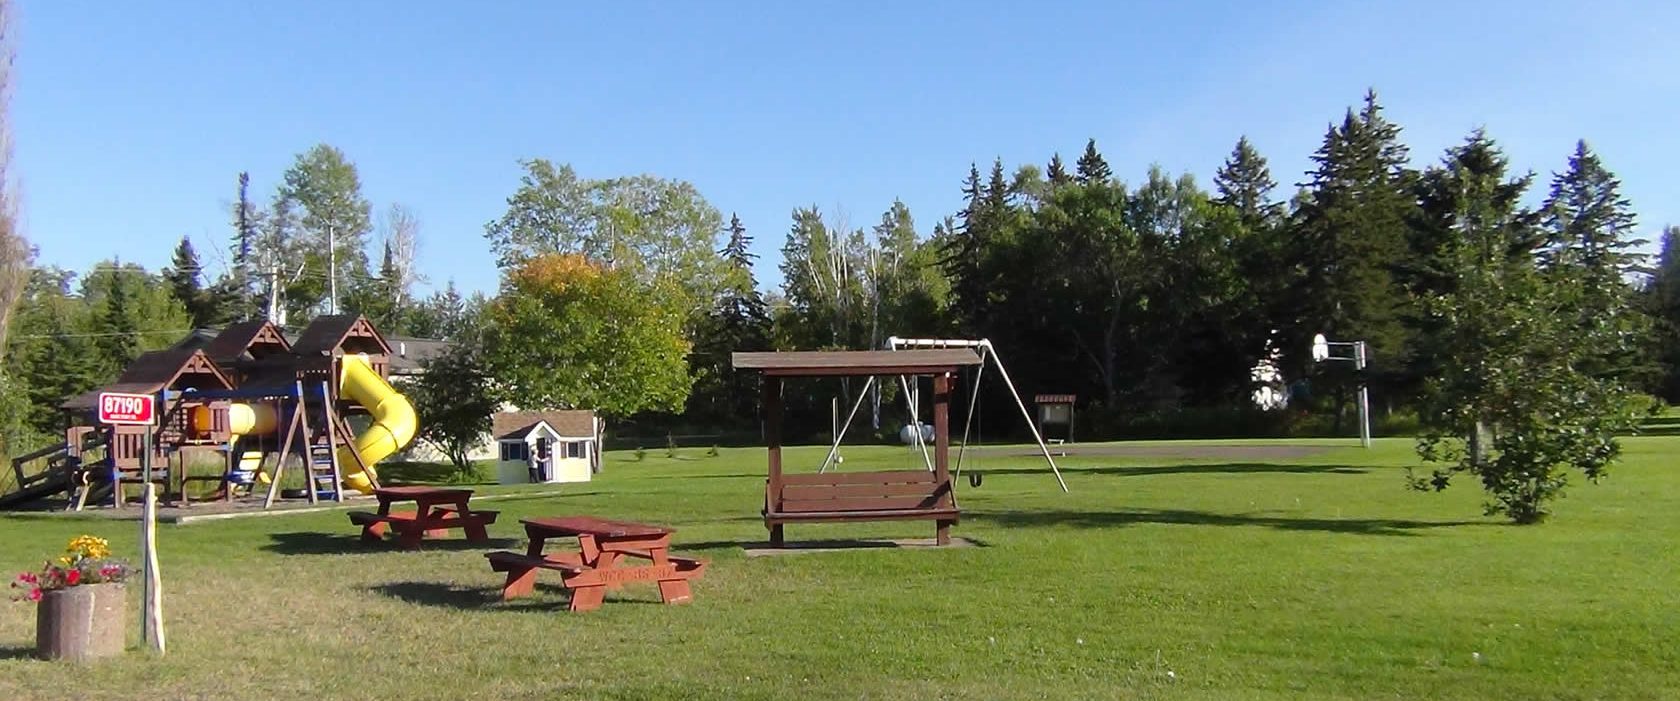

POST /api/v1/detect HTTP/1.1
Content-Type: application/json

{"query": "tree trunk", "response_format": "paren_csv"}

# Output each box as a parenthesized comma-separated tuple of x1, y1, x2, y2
(36, 583, 127, 662)
(1469, 420, 1491, 467)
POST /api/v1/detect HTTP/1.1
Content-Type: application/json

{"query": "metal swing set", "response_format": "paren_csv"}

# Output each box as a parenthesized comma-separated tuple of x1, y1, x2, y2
(815, 337, 1069, 493)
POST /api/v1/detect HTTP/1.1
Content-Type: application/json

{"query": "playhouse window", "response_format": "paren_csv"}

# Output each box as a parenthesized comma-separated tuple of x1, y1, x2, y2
(500, 442, 529, 462)
(566, 441, 583, 459)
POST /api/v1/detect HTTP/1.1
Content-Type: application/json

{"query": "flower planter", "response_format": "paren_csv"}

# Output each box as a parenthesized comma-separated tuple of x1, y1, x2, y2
(35, 582, 126, 662)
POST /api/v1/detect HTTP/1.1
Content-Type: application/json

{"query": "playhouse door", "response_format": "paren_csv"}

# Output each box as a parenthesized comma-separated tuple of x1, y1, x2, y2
(533, 437, 552, 482)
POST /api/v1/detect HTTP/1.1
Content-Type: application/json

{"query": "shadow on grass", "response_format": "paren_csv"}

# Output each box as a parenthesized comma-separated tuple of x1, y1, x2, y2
(0, 645, 36, 660)
(968, 508, 1489, 536)
(263, 531, 517, 555)
(964, 462, 1370, 478)
(370, 581, 661, 612)
(377, 462, 493, 486)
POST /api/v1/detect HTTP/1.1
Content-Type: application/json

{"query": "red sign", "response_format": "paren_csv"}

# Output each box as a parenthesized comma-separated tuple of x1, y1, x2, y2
(98, 392, 155, 425)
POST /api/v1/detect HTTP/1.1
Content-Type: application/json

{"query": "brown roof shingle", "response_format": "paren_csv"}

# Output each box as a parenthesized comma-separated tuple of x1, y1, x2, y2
(492, 410, 598, 440)
(291, 315, 392, 357)
(203, 320, 291, 363)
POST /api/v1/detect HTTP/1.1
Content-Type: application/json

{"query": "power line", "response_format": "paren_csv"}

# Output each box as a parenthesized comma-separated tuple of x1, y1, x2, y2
(9, 328, 198, 340)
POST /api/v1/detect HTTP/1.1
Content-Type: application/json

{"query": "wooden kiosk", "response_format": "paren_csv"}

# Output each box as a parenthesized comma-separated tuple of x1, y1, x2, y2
(732, 349, 980, 546)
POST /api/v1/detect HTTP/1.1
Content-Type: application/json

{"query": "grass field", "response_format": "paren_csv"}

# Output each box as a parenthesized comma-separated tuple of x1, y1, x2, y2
(1, 437, 1676, 700)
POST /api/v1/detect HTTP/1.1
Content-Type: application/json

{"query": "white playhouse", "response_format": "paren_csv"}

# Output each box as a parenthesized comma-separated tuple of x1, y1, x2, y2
(492, 410, 602, 485)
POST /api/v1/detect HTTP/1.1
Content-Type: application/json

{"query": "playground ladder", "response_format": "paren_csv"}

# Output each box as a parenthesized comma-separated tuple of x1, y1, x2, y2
(305, 439, 345, 503)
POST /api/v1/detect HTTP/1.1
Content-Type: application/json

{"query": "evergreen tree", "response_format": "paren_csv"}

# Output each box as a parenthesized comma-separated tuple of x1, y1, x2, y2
(1541, 140, 1642, 281)
(1074, 138, 1112, 184)
(1213, 136, 1282, 228)
(1537, 140, 1649, 385)
(1648, 226, 1680, 401)
(1287, 90, 1417, 405)
(164, 236, 207, 327)
(1046, 153, 1071, 186)
(95, 269, 141, 373)
(687, 213, 772, 425)
(938, 164, 989, 335)
(229, 170, 263, 320)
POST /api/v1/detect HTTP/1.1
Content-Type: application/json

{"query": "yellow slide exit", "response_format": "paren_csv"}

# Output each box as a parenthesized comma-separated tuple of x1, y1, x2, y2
(335, 354, 418, 494)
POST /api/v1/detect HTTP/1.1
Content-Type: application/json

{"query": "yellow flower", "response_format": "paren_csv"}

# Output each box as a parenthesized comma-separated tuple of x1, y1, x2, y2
(65, 535, 111, 560)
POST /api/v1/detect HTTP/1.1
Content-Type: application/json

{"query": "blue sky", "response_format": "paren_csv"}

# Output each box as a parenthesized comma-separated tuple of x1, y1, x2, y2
(14, 1, 1679, 296)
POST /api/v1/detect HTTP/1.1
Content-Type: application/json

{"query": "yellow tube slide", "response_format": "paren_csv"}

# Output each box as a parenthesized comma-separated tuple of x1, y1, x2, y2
(335, 354, 417, 494)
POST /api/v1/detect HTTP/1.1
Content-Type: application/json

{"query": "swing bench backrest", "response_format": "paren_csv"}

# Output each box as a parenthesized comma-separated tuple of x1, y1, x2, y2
(766, 470, 957, 521)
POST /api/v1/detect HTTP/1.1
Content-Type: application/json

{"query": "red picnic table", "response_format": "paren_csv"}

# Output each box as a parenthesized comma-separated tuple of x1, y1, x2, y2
(485, 516, 707, 612)
(348, 486, 499, 549)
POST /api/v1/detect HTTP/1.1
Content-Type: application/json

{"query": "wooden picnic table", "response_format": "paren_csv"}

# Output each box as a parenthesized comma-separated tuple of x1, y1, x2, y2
(485, 515, 706, 612)
(348, 486, 498, 549)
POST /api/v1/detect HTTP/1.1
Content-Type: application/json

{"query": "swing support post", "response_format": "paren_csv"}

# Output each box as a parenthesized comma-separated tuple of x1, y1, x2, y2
(887, 336, 1069, 493)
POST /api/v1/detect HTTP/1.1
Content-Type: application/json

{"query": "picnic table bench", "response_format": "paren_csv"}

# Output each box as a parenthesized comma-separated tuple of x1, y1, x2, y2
(348, 486, 498, 549)
(485, 516, 706, 612)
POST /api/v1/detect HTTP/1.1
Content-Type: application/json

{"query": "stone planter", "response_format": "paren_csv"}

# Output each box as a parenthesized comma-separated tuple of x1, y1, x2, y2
(35, 582, 126, 662)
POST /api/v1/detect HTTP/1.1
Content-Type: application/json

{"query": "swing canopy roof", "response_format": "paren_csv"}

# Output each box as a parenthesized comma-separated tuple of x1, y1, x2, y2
(732, 349, 980, 378)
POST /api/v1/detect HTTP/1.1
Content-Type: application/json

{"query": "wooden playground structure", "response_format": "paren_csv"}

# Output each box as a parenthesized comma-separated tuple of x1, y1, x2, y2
(1, 315, 416, 511)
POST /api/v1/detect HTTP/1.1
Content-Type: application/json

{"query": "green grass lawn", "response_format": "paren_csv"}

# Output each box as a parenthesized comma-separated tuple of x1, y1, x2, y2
(2, 437, 1677, 700)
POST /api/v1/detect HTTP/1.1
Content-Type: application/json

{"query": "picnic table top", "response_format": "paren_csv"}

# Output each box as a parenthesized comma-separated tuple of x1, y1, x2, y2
(374, 486, 474, 500)
(523, 516, 673, 539)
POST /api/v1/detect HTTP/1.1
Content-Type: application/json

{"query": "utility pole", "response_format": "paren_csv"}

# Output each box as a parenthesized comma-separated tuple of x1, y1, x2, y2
(327, 222, 338, 314)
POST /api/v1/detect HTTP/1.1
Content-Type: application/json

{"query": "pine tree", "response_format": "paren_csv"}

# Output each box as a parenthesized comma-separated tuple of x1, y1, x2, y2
(164, 236, 207, 327)
(1288, 90, 1417, 402)
(939, 164, 989, 334)
(229, 171, 263, 319)
(1213, 136, 1282, 228)
(1649, 226, 1680, 401)
(1539, 140, 1648, 384)
(1046, 153, 1071, 186)
(96, 270, 141, 373)
(1074, 138, 1112, 184)
(688, 213, 772, 424)
(1541, 140, 1643, 296)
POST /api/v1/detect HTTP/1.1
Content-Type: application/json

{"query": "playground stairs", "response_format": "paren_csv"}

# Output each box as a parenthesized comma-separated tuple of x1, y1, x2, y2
(1, 442, 77, 509)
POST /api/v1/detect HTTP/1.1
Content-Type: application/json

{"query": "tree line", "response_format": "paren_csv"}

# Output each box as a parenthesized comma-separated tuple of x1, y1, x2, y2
(1, 89, 1675, 521)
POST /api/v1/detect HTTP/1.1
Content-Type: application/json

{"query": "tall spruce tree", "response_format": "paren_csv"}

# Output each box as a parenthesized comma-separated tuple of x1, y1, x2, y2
(1648, 226, 1680, 401)
(687, 213, 772, 425)
(1288, 91, 1417, 405)
(1213, 137, 1282, 228)
(1047, 153, 1071, 186)
(1539, 140, 1649, 384)
(1074, 138, 1112, 184)
(229, 171, 263, 320)
(939, 164, 990, 335)
(96, 270, 141, 373)
(164, 236, 208, 327)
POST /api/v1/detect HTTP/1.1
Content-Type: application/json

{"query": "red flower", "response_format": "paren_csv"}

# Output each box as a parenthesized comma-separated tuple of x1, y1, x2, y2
(16, 572, 36, 584)
(27, 587, 41, 602)
(65, 569, 80, 586)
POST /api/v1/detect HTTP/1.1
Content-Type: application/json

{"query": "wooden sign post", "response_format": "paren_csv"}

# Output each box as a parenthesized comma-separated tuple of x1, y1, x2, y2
(96, 392, 165, 655)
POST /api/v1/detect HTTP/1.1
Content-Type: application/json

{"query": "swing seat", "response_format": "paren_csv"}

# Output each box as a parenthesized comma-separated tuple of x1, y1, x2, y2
(764, 470, 959, 546)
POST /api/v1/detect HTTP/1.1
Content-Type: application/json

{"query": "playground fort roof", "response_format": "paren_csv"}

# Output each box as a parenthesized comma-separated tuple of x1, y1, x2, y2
(60, 349, 233, 411)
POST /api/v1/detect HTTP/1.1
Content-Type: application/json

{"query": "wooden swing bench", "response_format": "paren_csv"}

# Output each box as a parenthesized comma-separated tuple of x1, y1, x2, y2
(765, 470, 959, 546)
(733, 349, 981, 548)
